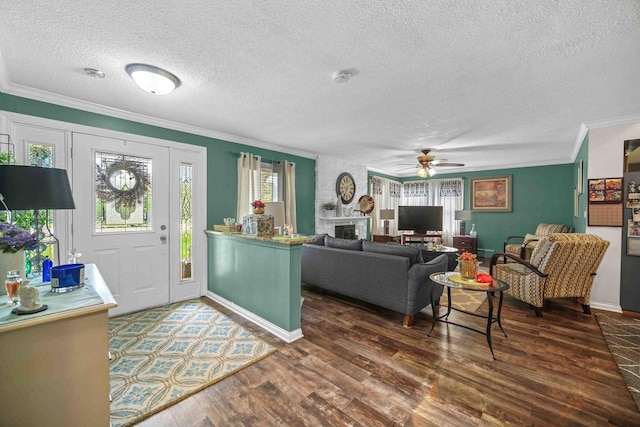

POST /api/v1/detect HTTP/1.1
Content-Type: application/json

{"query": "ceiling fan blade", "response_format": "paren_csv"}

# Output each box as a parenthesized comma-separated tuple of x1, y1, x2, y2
(430, 159, 449, 165)
(434, 162, 465, 167)
(395, 166, 418, 171)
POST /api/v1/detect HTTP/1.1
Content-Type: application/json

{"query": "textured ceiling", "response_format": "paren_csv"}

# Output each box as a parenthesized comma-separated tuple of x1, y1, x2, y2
(1, 0, 639, 176)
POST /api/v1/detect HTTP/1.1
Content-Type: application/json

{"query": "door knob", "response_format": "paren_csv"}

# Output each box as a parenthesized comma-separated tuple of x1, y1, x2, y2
(160, 235, 167, 242)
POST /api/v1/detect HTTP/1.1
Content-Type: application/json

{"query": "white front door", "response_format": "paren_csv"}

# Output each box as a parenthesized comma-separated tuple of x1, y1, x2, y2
(72, 132, 170, 315)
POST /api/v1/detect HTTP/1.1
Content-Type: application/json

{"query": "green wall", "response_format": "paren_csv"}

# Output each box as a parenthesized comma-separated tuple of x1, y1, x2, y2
(0, 93, 316, 235)
(386, 163, 575, 256)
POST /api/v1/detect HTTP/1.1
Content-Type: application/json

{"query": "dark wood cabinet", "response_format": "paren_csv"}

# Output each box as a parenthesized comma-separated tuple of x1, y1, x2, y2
(453, 236, 477, 254)
(372, 234, 401, 243)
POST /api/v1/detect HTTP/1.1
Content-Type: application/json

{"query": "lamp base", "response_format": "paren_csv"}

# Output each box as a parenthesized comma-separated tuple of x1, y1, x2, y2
(384, 220, 390, 235)
(459, 221, 466, 236)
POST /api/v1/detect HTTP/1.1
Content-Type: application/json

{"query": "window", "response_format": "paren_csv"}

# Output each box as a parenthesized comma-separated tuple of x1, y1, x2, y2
(260, 162, 280, 202)
(180, 162, 193, 281)
(27, 143, 55, 271)
(94, 152, 153, 233)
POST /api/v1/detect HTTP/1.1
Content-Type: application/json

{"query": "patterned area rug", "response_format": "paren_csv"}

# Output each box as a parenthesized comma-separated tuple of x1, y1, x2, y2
(596, 313, 640, 411)
(439, 288, 487, 312)
(438, 263, 489, 312)
(109, 299, 276, 427)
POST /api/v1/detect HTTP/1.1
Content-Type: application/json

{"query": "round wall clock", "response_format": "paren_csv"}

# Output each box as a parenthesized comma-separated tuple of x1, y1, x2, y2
(336, 172, 356, 204)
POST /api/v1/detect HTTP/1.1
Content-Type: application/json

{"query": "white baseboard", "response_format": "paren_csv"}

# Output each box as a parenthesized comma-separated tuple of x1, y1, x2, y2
(205, 291, 303, 343)
(590, 301, 623, 313)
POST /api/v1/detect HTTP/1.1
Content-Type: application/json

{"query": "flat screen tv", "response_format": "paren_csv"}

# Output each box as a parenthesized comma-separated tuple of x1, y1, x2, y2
(397, 206, 443, 233)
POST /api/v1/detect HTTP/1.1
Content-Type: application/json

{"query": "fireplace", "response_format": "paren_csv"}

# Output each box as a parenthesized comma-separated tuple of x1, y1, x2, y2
(335, 224, 356, 240)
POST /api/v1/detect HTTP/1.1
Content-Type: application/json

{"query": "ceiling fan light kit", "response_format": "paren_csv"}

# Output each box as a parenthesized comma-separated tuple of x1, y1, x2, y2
(411, 149, 460, 177)
(125, 63, 181, 95)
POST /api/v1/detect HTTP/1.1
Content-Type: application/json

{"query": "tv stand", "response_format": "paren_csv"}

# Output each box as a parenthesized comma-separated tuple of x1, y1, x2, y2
(402, 233, 442, 246)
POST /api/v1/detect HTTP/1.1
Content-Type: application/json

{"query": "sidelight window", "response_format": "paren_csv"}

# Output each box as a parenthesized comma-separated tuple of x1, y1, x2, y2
(180, 163, 193, 281)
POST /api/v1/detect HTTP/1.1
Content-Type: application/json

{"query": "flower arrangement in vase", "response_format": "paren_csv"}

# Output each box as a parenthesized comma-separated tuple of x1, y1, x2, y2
(0, 223, 37, 253)
(457, 251, 478, 281)
(251, 199, 266, 214)
(0, 223, 37, 283)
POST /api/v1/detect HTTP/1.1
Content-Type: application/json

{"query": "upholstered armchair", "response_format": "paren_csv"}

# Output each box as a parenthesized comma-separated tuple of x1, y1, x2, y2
(490, 233, 609, 317)
(503, 223, 572, 262)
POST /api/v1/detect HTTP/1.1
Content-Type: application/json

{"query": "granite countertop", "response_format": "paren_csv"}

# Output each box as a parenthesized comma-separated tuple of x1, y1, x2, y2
(205, 230, 313, 245)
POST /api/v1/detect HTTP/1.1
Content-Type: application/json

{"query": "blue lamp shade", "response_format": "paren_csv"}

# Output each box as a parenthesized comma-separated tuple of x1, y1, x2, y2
(0, 165, 75, 210)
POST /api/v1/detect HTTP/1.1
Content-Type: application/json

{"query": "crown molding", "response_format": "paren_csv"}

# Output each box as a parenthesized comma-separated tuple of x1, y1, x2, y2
(1, 82, 318, 160)
(571, 123, 588, 162)
(583, 114, 640, 130)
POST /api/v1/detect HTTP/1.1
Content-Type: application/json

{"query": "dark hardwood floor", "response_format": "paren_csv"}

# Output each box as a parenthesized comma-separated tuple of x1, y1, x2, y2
(137, 286, 640, 426)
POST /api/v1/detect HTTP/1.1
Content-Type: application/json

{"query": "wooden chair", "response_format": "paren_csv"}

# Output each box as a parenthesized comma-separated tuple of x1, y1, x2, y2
(490, 233, 609, 317)
(503, 223, 572, 262)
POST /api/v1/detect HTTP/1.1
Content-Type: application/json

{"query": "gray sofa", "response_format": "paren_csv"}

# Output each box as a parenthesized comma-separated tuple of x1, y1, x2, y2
(301, 234, 448, 326)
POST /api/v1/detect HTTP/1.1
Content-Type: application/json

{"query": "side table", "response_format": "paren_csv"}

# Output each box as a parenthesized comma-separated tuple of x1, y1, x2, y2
(428, 271, 508, 359)
(372, 234, 401, 243)
(453, 235, 477, 254)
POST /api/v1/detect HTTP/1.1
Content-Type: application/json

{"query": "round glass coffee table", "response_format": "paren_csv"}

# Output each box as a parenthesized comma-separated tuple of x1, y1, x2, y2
(428, 271, 509, 359)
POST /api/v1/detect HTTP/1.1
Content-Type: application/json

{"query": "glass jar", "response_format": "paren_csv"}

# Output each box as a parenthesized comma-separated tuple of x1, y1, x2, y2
(5, 270, 22, 304)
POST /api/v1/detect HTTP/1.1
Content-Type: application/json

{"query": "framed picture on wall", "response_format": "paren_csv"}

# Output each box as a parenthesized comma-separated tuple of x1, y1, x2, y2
(471, 175, 512, 212)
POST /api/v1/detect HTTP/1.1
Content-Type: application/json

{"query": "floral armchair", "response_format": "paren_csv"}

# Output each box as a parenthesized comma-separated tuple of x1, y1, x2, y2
(503, 223, 572, 262)
(490, 233, 609, 317)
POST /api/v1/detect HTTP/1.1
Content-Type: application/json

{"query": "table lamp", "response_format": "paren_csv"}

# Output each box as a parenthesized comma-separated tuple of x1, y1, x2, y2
(379, 209, 395, 235)
(0, 165, 76, 272)
(454, 210, 472, 236)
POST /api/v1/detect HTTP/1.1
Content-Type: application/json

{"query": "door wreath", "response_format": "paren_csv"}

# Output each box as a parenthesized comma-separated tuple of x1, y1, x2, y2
(96, 159, 150, 213)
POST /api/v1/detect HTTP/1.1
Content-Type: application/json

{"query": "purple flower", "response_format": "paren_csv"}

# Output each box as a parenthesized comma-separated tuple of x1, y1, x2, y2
(0, 223, 38, 253)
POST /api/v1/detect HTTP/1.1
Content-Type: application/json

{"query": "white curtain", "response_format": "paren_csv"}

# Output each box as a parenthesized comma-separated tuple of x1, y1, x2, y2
(282, 160, 297, 233)
(401, 178, 463, 246)
(237, 152, 261, 220)
(371, 175, 402, 235)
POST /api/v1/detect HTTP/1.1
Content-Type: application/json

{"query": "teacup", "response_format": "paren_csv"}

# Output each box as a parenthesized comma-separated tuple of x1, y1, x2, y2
(224, 217, 236, 227)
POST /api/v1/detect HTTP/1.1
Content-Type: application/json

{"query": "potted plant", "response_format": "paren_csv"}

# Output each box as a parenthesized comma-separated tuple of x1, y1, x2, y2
(321, 201, 337, 216)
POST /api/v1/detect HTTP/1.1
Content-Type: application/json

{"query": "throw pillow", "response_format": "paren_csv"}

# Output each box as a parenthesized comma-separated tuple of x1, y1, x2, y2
(524, 233, 539, 243)
(362, 241, 423, 265)
(307, 233, 328, 245)
(324, 236, 363, 251)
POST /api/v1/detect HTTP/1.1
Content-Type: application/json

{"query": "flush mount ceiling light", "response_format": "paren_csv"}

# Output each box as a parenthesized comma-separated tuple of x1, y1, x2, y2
(332, 70, 351, 83)
(125, 63, 181, 95)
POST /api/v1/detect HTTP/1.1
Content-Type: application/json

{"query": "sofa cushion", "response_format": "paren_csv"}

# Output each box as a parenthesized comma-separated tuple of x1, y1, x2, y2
(325, 235, 363, 251)
(362, 241, 423, 265)
(307, 233, 328, 245)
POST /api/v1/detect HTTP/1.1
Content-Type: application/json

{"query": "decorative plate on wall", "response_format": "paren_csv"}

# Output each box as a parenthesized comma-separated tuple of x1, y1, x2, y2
(358, 195, 375, 214)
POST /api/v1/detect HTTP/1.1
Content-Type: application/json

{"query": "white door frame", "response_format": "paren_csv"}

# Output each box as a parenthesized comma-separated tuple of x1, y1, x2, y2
(1, 112, 208, 304)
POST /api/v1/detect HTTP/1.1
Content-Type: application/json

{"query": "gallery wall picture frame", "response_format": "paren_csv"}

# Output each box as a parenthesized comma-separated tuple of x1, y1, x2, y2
(588, 178, 623, 203)
(471, 175, 512, 212)
(587, 177, 623, 227)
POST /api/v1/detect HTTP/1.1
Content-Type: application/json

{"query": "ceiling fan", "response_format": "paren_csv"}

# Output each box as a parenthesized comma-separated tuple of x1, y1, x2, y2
(398, 149, 465, 177)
